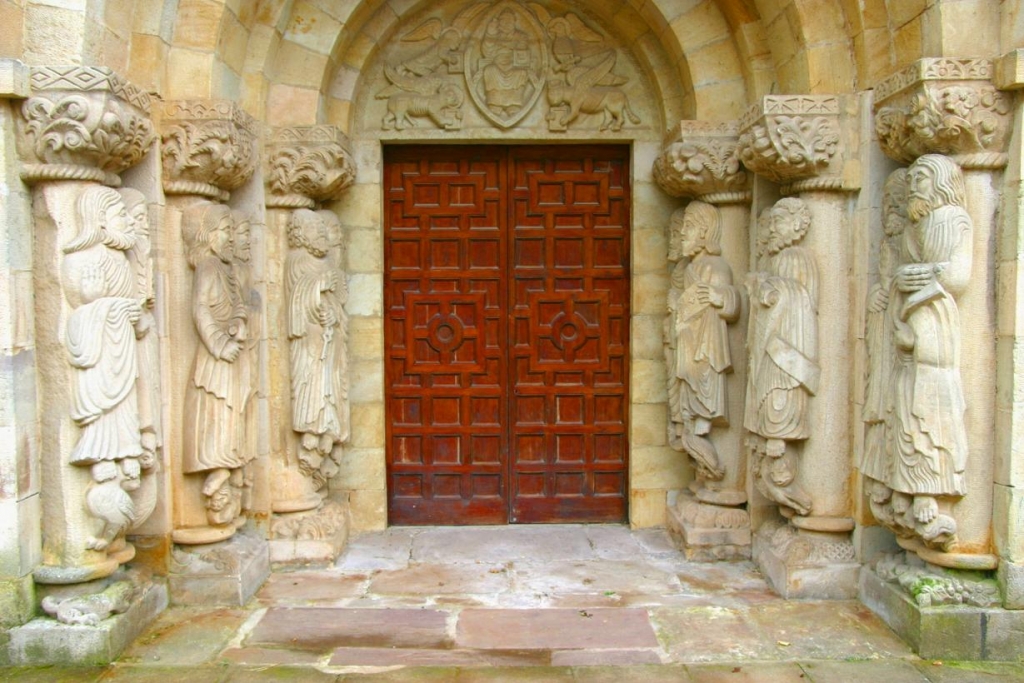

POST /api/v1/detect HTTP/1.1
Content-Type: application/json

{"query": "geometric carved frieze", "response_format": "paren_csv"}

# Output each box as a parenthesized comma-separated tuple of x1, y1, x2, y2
(266, 126, 356, 209)
(874, 59, 1011, 169)
(160, 100, 259, 201)
(17, 66, 156, 186)
(738, 96, 846, 193)
(653, 121, 750, 203)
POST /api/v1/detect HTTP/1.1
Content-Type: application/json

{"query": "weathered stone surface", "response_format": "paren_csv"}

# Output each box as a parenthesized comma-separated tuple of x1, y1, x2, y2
(456, 609, 658, 650)
(650, 606, 774, 662)
(248, 607, 451, 650)
(168, 530, 270, 606)
(120, 607, 250, 666)
(7, 580, 167, 665)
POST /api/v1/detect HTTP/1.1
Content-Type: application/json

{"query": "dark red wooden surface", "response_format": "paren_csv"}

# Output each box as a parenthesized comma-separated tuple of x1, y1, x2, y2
(384, 145, 630, 525)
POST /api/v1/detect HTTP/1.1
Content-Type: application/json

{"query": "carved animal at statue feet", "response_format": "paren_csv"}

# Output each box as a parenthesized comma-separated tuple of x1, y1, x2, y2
(41, 580, 135, 626)
(85, 459, 138, 551)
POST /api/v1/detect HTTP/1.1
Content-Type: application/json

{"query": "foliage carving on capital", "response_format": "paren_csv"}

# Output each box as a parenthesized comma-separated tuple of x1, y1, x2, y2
(874, 59, 1011, 168)
(654, 122, 749, 202)
(266, 126, 356, 209)
(160, 100, 258, 200)
(738, 97, 842, 187)
(18, 66, 155, 186)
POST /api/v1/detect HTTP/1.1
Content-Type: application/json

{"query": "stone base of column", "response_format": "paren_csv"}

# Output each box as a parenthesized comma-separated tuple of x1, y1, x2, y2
(268, 496, 350, 568)
(999, 558, 1024, 609)
(168, 529, 269, 606)
(5, 573, 167, 665)
(0, 574, 36, 629)
(752, 519, 858, 599)
(860, 563, 1023, 660)
(667, 490, 750, 562)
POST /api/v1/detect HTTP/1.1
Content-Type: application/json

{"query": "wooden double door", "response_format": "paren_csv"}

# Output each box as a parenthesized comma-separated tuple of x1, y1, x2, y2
(384, 145, 630, 525)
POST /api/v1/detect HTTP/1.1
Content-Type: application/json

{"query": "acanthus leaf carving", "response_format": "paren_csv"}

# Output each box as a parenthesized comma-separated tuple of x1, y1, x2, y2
(266, 126, 356, 209)
(874, 68, 1011, 168)
(160, 100, 258, 200)
(18, 67, 155, 186)
(653, 122, 748, 201)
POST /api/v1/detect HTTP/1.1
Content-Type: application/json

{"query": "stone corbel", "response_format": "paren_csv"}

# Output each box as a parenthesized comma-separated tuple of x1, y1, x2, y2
(265, 125, 356, 209)
(17, 65, 156, 187)
(874, 58, 1012, 171)
(160, 99, 258, 201)
(653, 121, 750, 204)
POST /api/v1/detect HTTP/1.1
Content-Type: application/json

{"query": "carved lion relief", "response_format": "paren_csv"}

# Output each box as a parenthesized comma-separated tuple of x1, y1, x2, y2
(373, 1, 642, 132)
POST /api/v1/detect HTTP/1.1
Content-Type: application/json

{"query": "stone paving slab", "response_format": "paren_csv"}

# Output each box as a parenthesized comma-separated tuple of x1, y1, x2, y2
(368, 562, 512, 596)
(686, 662, 807, 682)
(248, 607, 451, 651)
(511, 559, 682, 597)
(257, 571, 369, 604)
(118, 607, 250, 666)
(549, 649, 663, 666)
(328, 647, 550, 667)
(411, 526, 596, 564)
(650, 606, 776, 663)
(745, 601, 915, 660)
(336, 529, 416, 572)
(456, 608, 659, 650)
(800, 659, 927, 682)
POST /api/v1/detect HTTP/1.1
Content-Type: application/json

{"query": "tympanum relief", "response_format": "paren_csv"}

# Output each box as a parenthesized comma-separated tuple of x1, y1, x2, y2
(372, 1, 642, 133)
(665, 202, 739, 484)
(861, 155, 972, 551)
(745, 198, 819, 517)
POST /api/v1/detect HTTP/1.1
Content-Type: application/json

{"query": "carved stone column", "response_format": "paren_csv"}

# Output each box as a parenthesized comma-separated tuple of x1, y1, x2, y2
(856, 57, 1018, 659)
(8, 64, 167, 664)
(871, 59, 1010, 571)
(160, 100, 269, 605)
(738, 95, 860, 598)
(653, 121, 753, 560)
(0, 59, 37, 630)
(263, 125, 355, 566)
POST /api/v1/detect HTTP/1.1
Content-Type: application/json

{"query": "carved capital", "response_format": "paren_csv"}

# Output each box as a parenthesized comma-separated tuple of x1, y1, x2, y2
(17, 66, 155, 186)
(160, 100, 258, 201)
(738, 96, 846, 193)
(653, 121, 750, 203)
(265, 126, 356, 209)
(874, 58, 1012, 169)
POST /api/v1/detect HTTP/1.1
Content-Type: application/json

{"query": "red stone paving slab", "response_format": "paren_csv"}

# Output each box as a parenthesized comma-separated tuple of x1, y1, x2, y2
(221, 667, 339, 682)
(456, 608, 659, 650)
(455, 668, 577, 682)
(549, 649, 663, 666)
(328, 647, 550, 667)
(745, 601, 914, 660)
(256, 571, 368, 603)
(687, 662, 809, 682)
(247, 607, 451, 651)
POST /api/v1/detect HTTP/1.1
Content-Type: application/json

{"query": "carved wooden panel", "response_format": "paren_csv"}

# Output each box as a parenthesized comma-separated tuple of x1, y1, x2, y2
(384, 145, 629, 525)
(509, 147, 630, 523)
